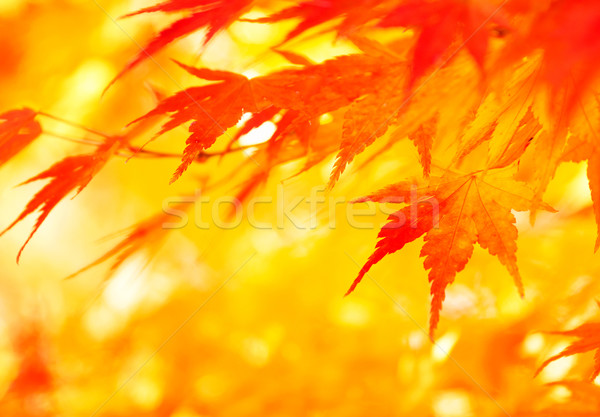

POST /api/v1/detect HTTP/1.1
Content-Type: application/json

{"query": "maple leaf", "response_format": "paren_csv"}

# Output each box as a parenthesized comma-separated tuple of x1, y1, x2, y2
(230, 107, 320, 170)
(535, 320, 600, 381)
(0, 138, 119, 262)
(502, 0, 600, 116)
(280, 111, 342, 179)
(239, 111, 323, 175)
(108, 0, 252, 88)
(0, 108, 42, 167)
(407, 114, 437, 177)
(558, 97, 600, 251)
(133, 55, 388, 182)
(262, 110, 307, 156)
(378, 0, 508, 86)
(272, 49, 314, 66)
(255, 54, 387, 117)
(129, 60, 271, 183)
(328, 55, 477, 188)
(587, 152, 600, 252)
(488, 108, 541, 170)
(452, 58, 543, 168)
(328, 60, 408, 188)
(67, 204, 188, 279)
(225, 106, 280, 152)
(347, 173, 554, 337)
(244, 0, 381, 45)
(454, 106, 541, 169)
(515, 128, 567, 222)
(515, 380, 600, 416)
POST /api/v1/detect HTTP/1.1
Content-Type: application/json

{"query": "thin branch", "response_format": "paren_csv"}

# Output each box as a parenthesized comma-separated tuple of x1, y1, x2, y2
(42, 130, 262, 161)
(37, 111, 112, 138)
(42, 131, 104, 146)
(123, 144, 257, 159)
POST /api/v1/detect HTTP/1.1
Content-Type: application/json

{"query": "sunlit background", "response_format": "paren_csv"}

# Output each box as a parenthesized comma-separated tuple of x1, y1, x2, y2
(1, 0, 600, 416)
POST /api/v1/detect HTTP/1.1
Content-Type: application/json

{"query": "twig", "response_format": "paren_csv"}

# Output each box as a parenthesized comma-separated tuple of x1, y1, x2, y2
(42, 130, 261, 161)
(37, 111, 112, 138)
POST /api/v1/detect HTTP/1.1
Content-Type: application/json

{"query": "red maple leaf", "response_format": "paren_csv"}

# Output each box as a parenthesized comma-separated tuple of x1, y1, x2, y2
(0, 138, 119, 261)
(347, 173, 554, 337)
(108, 0, 252, 88)
(379, 0, 508, 87)
(0, 108, 41, 167)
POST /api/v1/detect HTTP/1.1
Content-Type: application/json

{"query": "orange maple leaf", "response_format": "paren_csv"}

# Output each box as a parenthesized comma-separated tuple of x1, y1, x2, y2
(407, 114, 438, 178)
(108, 0, 252, 88)
(585, 150, 600, 252)
(557, 97, 600, 250)
(0, 108, 41, 167)
(379, 0, 508, 87)
(67, 203, 188, 279)
(0, 139, 119, 262)
(535, 320, 600, 381)
(347, 173, 554, 337)
(132, 55, 388, 182)
(244, 0, 380, 45)
(502, 0, 600, 116)
(328, 59, 408, 188)
(455, 104, 542, 170)
(129, 60, 271, 183)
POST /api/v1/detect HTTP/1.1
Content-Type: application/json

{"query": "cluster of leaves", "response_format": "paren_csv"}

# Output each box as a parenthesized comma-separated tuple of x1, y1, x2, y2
(3, 0, 600, 399)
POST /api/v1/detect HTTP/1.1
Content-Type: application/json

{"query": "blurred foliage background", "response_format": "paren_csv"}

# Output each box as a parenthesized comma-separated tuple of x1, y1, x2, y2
(1, 0, 600, 416)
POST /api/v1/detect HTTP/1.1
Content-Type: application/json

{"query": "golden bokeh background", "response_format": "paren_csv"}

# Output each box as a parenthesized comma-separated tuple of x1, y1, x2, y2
(1, 0, 600, 416)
